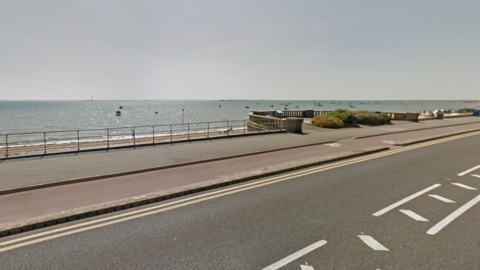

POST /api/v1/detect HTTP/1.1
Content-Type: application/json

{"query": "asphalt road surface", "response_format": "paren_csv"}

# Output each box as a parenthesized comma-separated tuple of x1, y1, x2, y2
(1, 134, 480, 269)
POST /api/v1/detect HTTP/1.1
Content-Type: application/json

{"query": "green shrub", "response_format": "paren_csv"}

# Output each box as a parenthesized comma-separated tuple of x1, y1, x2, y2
(311, 115, 321, 124)
(327, 110, 358, 125)
(313, 115, 345, 128)
(356, 110, 391, 125)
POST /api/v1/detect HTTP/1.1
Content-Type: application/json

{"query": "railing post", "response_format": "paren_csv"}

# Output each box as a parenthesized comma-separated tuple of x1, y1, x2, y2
(107, 129, 110, 149)
(44, 132, 47, 154)
(187, 124, 190, 140)
(243, 120, 246, 134)
(77, 130, 80, 151)
(5, 135, 8, 157)
(133, 127, 136, 147)
(227, 121, 229, 136)
(207, 122, 209, 138)
(170, 125, 172, 143)
(152, 126, 155, 145)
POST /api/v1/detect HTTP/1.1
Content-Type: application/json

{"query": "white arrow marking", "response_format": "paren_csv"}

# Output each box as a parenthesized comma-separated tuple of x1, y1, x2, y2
(471, 174, 480, 179)
(458, 165, 480, 176)
(300, 262, 314, 270)
(452, 183, 477, 190)
(262, 240, 327, 270)
(427, 195, 480, 235)
(400, 210, 429, 221)
(373, 184, 441, 216)
(429, 194, 455, 203)
(358, 235, 389, 251)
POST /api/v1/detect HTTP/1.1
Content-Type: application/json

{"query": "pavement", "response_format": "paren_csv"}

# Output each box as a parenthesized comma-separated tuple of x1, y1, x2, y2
(1, 130, 480, 269)
(1, 116, 480, 193)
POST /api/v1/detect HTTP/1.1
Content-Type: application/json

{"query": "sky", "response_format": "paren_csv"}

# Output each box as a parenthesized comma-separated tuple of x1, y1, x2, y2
(0, 0, 479, 100)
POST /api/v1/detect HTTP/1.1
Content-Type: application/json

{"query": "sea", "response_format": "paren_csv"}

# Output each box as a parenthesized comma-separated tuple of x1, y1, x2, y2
(0, 100, 477, 146)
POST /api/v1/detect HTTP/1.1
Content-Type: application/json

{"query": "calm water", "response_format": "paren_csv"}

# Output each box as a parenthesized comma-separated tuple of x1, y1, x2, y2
(0, 100, 477, 145)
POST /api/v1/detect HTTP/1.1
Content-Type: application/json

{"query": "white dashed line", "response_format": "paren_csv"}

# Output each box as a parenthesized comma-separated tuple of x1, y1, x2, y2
(429, 195, 455, 203)
(458, 165, 480, 176)
(262, 240, 327, 270)
(452, 183, 477, 190)
(471, 174, 480, 179)
(399, 210, 429, 221)
(358, 235, 389, 251)
(427, 195, 480, 235)
(373, 184, 441, 216)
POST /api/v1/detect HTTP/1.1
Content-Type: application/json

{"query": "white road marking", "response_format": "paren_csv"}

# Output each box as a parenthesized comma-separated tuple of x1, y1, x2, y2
(300, 262, 314, 270)
(458, 165, 480, 176)
(452, 183, 477, 190)
(471, 174, 480, 179)
(399, 210, 429, 221)
(358, 235, 389, 251)
(427, 195, 480, 235)
(429, 194, 455, 203)
(373, 184, 441, 216)
(262, 240, 327, 270)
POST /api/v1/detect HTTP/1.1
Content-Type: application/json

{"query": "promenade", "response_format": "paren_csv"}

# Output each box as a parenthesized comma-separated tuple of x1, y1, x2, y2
(1, 116, 480, 236)
(1, 116, 480, 192)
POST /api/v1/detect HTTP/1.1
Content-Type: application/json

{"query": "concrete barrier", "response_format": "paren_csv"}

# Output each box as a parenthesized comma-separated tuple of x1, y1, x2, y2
(286, 117, 303, 133)
(393, 113, 407, 120)
(405, 113, 420, 122)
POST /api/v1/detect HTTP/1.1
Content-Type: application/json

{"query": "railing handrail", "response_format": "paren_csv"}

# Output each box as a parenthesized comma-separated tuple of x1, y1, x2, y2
(1, 119, 249, 136)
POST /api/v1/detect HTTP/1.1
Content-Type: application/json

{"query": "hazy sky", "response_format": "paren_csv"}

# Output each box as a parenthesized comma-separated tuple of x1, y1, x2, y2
(1, 0, 479, 100)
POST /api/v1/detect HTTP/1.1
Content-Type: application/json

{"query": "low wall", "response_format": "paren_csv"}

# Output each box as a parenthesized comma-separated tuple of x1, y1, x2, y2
(247, 110, 332, 133)
(286, 118, 303, 133)
(419, 114, 474, 121)
(405, 113, 420, 122)
(247, 113, 286, 132)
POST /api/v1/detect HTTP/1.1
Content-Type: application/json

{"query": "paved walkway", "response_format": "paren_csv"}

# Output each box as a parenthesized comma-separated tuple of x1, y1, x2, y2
(1, 117, 480, 192)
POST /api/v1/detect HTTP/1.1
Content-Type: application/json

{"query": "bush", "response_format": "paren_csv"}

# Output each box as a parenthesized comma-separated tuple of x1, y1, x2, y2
(312, 115, 344, 128)
(327, 110, 358, 125)
(356, 110, 391, 125)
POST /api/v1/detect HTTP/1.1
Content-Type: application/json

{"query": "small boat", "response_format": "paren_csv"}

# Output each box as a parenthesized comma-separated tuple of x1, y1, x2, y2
(257, 103, 259, 105)
(245, 106, 250, 108)
(219, 105, 221, 108)
(348, 105, 355, 108)
(269, 105, 274, 107)
(119, 106, 123, 109)
(283, 107, 289, 110)
(155, 111, 158, 114)
(116, 111, 121, 116)
(295, 105, 300, 108)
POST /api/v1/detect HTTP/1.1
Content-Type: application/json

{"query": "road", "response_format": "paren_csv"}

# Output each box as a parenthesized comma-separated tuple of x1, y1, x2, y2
(1, 134, 480, 269)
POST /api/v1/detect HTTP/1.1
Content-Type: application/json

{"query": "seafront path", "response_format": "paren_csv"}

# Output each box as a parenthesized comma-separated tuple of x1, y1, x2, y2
(1, 116, 480, 235)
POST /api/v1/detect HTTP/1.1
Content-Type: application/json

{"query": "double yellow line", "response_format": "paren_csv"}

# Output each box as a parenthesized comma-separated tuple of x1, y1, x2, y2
(1, 131, 479, 253)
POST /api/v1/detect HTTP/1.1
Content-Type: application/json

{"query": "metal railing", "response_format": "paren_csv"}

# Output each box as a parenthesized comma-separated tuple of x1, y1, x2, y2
(0, 119, 282, 158)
